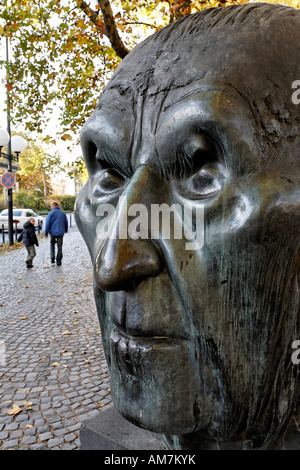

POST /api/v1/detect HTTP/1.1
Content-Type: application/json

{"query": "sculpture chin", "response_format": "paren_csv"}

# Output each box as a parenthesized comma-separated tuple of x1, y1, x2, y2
(109, 329, 213, 435)
(109, 326, 300, 450)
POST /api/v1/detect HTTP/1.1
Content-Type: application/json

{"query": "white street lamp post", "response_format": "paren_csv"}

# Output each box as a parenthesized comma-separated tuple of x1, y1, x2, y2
(0, 37, 27, 246)
(0, 128, 27, 245)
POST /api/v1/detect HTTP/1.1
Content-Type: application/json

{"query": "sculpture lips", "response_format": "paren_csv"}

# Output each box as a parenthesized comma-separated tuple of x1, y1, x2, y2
(110, 328, 185, 377)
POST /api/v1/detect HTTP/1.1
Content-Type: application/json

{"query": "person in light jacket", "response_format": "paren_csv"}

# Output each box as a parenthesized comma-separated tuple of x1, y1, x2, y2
(45, 201, 68, 266)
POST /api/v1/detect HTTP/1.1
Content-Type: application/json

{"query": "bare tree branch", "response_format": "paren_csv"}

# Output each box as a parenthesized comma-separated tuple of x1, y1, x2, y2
(123, 21, 157, 30)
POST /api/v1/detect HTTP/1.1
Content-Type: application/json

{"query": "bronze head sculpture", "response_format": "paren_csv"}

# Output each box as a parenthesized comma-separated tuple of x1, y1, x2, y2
(75, 3, 300, 449)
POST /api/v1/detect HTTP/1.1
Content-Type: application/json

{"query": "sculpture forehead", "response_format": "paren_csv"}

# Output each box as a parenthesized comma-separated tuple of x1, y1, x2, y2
(89, 5, 300, 175)
(104, 7, 300, 111)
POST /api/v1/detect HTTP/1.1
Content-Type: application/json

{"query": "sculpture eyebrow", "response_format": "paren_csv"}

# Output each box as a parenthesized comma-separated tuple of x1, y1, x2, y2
(160, 149, 194, 179)
(162, 85, 224, 112)
(97, 146, 133, 178)
(158, 139, 208, 180)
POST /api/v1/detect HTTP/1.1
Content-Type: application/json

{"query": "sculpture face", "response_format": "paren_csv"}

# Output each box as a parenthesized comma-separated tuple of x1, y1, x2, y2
(75, 4, 300, 449)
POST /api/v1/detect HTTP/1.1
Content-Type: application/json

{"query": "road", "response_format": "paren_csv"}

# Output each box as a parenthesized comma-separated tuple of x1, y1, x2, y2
(0, 220, 112, 450)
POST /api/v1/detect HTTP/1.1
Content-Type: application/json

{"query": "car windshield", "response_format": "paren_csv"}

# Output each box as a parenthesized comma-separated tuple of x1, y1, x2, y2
(0, 210, 23, 216)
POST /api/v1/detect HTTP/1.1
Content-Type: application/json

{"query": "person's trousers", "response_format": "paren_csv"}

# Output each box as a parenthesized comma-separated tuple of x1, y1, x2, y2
(26, 245, 36, 261)
(50, 235, 63, 264)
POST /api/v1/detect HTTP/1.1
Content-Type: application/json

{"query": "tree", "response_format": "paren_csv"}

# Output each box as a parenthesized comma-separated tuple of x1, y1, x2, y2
(0, 0, 232, 142)
(1, 0, 299, 147)
(17, 136, 63, 200)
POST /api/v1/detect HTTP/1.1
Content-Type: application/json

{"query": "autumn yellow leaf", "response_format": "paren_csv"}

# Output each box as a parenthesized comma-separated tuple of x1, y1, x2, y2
(52, 362, 60, 367)
(24, 401, 33, 410)
(7, 404, 22, 416)
(61, 331, 71, 336)
(66, 41, 74, 52)
(77, 19, 85, 29)
(61, 134, 72, 142)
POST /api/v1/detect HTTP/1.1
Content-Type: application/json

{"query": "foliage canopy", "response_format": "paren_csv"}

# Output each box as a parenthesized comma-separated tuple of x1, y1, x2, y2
(1, 0, 300, 147)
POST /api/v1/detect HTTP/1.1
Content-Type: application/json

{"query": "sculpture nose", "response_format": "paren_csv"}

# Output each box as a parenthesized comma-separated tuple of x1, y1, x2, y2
(94, 166, 164, 291)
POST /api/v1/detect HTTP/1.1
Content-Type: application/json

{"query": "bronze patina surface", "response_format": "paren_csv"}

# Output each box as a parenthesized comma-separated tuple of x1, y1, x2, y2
(75, 3, 300, 449)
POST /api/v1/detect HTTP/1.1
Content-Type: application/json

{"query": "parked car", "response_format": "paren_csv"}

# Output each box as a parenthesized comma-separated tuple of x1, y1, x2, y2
(0, 208, 44, 231)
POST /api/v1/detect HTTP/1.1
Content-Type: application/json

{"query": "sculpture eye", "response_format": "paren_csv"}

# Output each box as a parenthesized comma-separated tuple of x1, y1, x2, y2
(183, 164, 222, 199)
(92, 154, 127, 197)
(97, 168, 126, 194)
(175, 136, 225, 200)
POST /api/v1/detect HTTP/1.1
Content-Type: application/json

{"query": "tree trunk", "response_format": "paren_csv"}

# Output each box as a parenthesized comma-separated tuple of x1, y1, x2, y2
(76, 0, 129, 59)
(42, 172, 47, 202)
(97, 0, 129, 58)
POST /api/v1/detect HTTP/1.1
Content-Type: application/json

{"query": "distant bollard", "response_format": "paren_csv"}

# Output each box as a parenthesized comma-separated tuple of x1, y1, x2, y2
(1, 224, 4, 244)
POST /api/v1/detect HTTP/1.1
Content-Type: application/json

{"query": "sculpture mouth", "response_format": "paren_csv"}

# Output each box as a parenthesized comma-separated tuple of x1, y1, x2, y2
(111, 327, 184, 347)
(110, 328, 188, 377)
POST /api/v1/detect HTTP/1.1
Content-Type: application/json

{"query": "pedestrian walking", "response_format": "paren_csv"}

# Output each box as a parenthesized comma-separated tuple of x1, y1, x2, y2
(17, 217, 39, 268)
(45, 201, 68, 265)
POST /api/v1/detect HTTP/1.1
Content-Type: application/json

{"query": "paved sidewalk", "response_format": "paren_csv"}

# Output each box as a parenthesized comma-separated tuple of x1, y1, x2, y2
(0, 220, 112, 450)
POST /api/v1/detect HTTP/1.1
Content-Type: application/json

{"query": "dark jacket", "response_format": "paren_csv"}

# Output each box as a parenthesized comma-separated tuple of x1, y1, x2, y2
(45, 206, 68, 237)
(18, 221, 39, 247)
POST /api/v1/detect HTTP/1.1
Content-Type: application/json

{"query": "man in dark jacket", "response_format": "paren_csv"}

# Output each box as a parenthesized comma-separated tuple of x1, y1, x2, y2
(17, 217, 39, 268)
(45, 201, 68, 265)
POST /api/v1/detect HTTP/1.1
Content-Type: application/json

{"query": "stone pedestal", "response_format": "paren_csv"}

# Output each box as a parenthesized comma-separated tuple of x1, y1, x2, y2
(80, 406, 165, 450)
(80, 405, 300, 451)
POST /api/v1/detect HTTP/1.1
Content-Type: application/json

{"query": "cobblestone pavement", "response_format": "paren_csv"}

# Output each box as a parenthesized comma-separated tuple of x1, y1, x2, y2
(0, 219, 112, 450)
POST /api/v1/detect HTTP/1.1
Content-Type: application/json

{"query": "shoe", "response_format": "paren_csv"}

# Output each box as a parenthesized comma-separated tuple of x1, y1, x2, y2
(26, 260, 33, 268)
(57, 262, 61, 266)
(51, 258, 55, 263)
